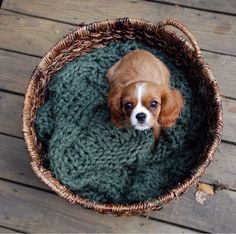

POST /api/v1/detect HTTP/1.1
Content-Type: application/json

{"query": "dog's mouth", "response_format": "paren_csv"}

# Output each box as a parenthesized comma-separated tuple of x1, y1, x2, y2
(134, 124, 150, 131)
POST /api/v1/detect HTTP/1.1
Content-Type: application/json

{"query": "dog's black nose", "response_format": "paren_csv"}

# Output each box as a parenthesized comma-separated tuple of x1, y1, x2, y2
(136, 112, 146, 123)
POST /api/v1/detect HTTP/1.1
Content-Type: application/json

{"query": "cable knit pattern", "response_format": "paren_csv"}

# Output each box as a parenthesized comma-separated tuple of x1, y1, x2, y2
(35, 40, 208, 204)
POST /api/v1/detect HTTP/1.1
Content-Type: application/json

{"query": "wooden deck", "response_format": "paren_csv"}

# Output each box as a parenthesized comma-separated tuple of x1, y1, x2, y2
(0, 0, 236, 233)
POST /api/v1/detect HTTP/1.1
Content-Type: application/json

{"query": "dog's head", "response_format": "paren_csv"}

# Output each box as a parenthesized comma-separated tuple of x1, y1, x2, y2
(108, 81, 183, 130)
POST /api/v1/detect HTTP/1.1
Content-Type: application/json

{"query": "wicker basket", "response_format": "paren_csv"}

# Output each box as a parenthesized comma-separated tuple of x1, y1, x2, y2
(23, 18, 223, 215)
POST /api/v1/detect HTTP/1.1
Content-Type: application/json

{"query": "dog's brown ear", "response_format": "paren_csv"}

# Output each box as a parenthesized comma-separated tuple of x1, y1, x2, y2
(108, 86, 125, 127)
(158, 87, 183, 128)
(106, 60, 121, 85)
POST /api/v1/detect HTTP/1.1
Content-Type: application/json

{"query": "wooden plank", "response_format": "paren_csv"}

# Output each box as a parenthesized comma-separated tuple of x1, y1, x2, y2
(203, 51, 236, 99)
(0, 92, 22, 138)
(1, 133, 236, 192)
(0, 180, 197, 233)
(1, 2, 236, 56)
(0, 134, 48, 190)
(0, 92, 235, 142)
(201, 142, 236, 189)
(148, 186, 236, 233)
(0, 10, 76, 57)
(1, 49, 236, 99)
(155, 0, 236, 15)
(223, 98, 236, 143)
(0, 49, 40, 94)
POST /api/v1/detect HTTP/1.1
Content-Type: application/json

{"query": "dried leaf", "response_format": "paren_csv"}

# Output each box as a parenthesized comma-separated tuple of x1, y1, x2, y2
(195, 182, 215, 205)
(197, 182, 215, 195)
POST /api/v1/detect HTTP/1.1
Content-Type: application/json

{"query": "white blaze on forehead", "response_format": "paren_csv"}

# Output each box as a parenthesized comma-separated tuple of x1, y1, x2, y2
(136, 83, 146, 102)
(130, 83, 151, 130)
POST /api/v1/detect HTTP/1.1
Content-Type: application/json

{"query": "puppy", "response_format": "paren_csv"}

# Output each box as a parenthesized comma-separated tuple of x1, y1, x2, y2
(107, 49, 183, 149)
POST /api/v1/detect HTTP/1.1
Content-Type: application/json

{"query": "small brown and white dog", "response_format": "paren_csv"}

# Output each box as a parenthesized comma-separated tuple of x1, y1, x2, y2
(107, 49, 183, 149)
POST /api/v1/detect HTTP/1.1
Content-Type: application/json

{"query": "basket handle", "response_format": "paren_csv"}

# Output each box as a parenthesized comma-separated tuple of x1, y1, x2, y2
(158, 19, 202, 57)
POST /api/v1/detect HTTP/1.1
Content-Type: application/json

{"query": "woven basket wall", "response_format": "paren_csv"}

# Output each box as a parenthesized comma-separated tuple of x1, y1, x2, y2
(23, 18, 223, 215)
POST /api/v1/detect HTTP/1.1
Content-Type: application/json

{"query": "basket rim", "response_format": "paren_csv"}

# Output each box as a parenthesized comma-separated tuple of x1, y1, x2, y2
(22, 17, 223, 215)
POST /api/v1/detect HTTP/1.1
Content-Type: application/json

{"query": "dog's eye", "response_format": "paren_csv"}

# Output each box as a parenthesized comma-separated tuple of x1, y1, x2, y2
(150, 100, 158, 108)
(124, 102, 133, 111)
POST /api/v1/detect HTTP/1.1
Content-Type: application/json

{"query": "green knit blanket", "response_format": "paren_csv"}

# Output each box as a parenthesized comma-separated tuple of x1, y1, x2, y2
(35, 40, 207, 204)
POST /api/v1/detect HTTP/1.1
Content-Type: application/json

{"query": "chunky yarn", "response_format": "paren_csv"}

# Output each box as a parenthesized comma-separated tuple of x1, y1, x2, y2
(35, 40, 208, 204)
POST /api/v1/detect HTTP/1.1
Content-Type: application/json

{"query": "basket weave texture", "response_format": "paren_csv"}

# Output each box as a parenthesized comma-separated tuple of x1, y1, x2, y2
(23, 18, 223, 215)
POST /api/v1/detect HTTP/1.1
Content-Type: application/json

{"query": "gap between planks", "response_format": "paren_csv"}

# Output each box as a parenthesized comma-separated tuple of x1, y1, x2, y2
(0, 225, 25, 233)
